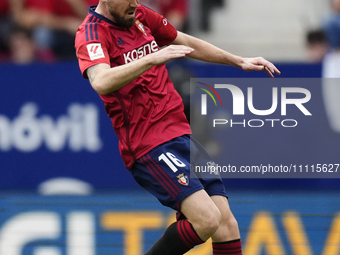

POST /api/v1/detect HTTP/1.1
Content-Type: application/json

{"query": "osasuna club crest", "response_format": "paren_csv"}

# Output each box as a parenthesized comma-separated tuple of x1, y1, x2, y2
(177, 173, 189, 186)
(135, 20, 147, 36)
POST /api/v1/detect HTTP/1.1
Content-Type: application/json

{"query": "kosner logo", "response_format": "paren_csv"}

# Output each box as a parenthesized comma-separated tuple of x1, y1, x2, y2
(124, 41, 159, 64)
(0, 103, 102, 152)
(199, 83, 312, 128)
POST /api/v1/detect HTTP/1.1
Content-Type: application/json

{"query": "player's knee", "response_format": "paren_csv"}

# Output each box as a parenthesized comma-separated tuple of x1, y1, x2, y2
(222, 213, 239, 232)
(200, 207, 222, 237)
(227, 216, 239, 231)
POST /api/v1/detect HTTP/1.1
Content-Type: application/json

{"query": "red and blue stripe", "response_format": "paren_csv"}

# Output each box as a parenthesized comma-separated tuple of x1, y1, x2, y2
(85, 15, 100, 42)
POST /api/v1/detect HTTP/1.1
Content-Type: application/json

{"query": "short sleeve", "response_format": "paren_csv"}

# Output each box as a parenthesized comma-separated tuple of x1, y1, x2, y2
(75, 22, 111, 79)
(139, 5, 178, 47)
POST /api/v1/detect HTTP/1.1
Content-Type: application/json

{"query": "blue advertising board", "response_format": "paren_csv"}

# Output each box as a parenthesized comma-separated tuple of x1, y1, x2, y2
(0, 61, 339, 190)
(0, 62, 134, 190)
(0, 191, 338, 255)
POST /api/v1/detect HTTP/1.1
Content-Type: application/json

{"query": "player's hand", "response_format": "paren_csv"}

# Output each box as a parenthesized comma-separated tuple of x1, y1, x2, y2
(150, 45, 194, 65)
(240, 57, 281, 78)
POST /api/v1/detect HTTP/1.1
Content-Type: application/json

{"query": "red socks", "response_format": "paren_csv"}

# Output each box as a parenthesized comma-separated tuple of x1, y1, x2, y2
(213, 239, 242, 255)
(145, 218, 242, 255)
(145, 219, 204, 255)
(176, 219, 203, 248)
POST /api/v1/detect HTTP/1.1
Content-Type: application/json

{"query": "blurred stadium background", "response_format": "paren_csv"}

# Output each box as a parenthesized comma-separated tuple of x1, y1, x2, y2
(0, 0, 340, 255)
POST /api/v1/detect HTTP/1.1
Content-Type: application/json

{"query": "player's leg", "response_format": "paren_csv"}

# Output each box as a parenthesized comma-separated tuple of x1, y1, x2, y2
(210, 195, 240, 241)
(130, 135, 219, 255)
(180, 189, 222, 241)
(145, 189, 222, 255)
(189, 135, 242, 253)
(210, 195, 243, 255)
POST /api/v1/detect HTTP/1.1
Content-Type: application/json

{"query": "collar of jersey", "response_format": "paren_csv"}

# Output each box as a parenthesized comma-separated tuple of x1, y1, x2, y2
(89, 5, 128, 29)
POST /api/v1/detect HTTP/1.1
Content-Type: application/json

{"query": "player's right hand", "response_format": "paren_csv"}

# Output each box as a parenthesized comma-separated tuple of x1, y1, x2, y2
(240, 57, 281, 78)
(150, 45, 194, 65)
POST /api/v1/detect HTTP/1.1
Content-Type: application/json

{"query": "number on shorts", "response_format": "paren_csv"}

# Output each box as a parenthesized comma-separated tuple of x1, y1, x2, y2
(158, 152, 186, 173)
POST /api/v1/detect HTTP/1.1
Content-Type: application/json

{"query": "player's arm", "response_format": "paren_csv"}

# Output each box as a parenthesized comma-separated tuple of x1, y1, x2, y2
(86, 45, 194, 95)
(172, 31, 281, 77)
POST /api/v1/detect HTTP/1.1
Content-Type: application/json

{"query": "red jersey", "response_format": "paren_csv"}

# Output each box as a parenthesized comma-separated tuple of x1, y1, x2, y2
(75, 5, 191, 169)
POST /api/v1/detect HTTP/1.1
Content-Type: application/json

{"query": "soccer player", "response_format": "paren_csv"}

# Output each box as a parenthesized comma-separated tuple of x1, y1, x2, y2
(75, 1, 281, 254)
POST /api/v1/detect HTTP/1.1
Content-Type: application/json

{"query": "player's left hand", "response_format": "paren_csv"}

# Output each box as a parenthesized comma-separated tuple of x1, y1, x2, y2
(240, 57, 281, 78)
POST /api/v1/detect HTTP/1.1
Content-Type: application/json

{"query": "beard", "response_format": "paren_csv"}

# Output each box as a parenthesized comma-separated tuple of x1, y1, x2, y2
(111, 12, 136, 28)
